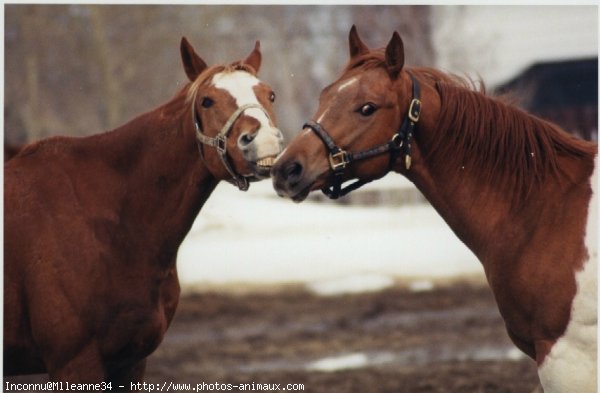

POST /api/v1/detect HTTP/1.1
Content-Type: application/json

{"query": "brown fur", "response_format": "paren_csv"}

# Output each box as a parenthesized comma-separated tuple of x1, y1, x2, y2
(5, 38, 279, 385)
(416, 67, 596, 204)
(272, 27, 597, 384)
(4, 143, 23, 161)
(343, 52, 596, 203)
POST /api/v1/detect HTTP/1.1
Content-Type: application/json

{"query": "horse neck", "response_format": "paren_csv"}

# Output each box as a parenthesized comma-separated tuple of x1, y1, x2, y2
(401, 78, 596, 267)
(406, 153, 509, 261)
(84, 93, 218, 263)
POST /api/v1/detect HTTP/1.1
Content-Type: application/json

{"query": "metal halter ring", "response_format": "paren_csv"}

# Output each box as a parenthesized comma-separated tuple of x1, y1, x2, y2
(329, 151, 350, 171)
(408, 98, 422, 123)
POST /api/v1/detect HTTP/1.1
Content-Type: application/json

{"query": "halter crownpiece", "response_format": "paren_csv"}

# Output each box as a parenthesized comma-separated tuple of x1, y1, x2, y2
(304, 72, 421, 199)
(193, 102, 272, 191)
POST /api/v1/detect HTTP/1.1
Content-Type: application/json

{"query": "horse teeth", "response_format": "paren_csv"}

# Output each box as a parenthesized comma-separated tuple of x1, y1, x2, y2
(257, 156, 276, 168)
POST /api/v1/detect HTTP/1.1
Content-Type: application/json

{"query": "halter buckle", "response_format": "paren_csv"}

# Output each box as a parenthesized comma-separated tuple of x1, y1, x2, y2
(215, 135, 227, 154)
(391, 133, 404, 148)
(408, 98, 422, 123)
(329, 150, 349, 171)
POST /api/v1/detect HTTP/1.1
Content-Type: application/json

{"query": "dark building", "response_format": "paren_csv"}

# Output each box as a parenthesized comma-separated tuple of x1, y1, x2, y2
(497, 58, 598, 141)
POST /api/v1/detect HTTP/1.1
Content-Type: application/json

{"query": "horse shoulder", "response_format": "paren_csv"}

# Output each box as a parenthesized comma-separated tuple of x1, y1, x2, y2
(5, 146, 130, 365)
(484, 155, 596, 359)
(537, 157, 598, 393)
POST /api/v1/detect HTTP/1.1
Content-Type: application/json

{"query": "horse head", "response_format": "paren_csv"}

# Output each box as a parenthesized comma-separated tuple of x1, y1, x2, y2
(182, 37, 284, 190)
(272, 26, 420, 200)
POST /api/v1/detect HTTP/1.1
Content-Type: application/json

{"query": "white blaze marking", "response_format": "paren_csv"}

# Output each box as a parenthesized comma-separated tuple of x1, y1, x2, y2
(309, 77, 357, 131)
(212, 71, 270, 126)
(315, 108, 330, 124)
(337, 77, 358, 93)
(273, 146, 288, 164)
(537, 156, 597, 393)
(212, 70, 282, 157)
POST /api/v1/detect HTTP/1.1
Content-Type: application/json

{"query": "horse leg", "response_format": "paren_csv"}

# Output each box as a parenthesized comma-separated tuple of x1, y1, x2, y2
(107, 359, 147, 392)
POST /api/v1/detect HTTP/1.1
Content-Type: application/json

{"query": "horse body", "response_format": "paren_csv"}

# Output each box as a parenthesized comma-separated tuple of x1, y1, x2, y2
(397, 92, 596, 391)
(5, 108, 208, 379)
(5, 38, 283, 384)
(407, 72, 597, 379)
(408, 117, 597, 392)
(272, 26, 597, 392)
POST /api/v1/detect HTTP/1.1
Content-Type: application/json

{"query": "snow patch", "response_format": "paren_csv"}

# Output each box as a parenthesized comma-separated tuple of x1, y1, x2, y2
(306, 353, 369, 372)
(409, 280, 435, 292)
(306, 274, 394, 296)
(178, 180, 481, 288)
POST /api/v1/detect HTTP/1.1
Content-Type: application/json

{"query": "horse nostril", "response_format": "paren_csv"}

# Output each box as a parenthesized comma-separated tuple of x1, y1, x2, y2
(284, 161, 303, 182)
(238, 132, 256, 147)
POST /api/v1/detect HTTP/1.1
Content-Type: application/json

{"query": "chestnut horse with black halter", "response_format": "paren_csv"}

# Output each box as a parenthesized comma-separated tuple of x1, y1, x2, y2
(273, 26, 597, 392)
(5, 37, 283, 385)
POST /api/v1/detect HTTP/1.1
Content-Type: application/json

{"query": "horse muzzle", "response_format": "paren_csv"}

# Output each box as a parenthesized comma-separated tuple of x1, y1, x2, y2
(271, 155, 320, 202)
(241, 126, 284, 179)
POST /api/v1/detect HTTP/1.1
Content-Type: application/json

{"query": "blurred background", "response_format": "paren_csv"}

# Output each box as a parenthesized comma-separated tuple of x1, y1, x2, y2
(6, 3, 596, 286)
(4, 5, 598, 391)
(5, 5, 597, 146)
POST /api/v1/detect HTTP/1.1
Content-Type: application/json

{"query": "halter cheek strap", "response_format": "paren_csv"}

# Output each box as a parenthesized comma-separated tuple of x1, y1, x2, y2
(304, 72, 421, 200)
(194, 103, 272, 191)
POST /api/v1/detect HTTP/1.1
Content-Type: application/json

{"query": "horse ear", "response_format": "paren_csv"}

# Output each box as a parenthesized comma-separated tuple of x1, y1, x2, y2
(180, 37, 208, 81)
(243, 41, 262, 73)
(385, 31, 405, 80)
(349, 25, 369, 59)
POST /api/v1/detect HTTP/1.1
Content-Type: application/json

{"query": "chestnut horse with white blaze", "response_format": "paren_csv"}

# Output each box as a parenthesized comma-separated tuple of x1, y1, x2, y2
(5, 38, 283, 385)
(272, 26, 597, 392)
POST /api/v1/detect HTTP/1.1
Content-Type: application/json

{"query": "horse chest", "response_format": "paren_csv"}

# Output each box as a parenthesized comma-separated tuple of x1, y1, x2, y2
(537, 254, 597, 392)
(104, 292, 174, 361)
(109, 310, 168, 360)
(536, 158, 597, 393)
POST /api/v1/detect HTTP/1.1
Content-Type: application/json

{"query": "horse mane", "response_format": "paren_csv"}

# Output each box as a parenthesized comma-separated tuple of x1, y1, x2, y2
(411, 67, 597, 200)
(344, 51, 596, 199)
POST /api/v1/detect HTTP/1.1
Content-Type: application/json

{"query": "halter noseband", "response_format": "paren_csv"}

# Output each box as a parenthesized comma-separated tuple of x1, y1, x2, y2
(303, 73, 421, 200)
(194, 102, 272, 191)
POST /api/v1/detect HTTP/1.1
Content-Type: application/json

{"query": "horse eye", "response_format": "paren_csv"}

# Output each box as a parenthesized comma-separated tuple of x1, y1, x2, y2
(201, 97, 214, 108)
(359, 103, 377, 116)
(269, 92, 276, 103)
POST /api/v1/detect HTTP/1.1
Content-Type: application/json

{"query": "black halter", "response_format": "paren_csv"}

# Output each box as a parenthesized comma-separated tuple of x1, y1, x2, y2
(303, 73, 422, 200)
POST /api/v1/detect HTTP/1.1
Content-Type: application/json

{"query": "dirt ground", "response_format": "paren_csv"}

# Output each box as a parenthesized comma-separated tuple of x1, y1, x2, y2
(6, 281, 541, 392)
(144, 281, 540, 393)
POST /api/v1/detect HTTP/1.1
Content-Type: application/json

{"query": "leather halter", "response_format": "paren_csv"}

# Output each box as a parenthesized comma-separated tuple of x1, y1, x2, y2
(194, 102, 272, 191)
(303, 73, 422, 200)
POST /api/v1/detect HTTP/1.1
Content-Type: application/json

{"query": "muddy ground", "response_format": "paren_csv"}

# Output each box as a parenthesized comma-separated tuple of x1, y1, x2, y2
(6, 281, 540, 392)
(145, 281, 540, 393)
